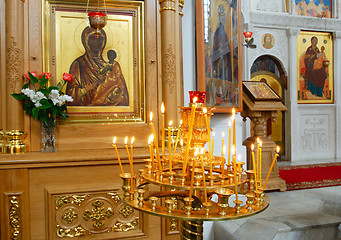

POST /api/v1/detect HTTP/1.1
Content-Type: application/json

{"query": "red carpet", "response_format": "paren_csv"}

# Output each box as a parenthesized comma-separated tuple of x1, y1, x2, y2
(278, 162, 341, 191)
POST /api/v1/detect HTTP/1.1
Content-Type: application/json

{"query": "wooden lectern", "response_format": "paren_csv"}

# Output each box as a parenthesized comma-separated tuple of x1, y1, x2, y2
(241, 81, 287, 191)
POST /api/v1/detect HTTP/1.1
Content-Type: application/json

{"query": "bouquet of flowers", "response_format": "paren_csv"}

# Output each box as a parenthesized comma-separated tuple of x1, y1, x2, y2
(12, 71, 74, 127)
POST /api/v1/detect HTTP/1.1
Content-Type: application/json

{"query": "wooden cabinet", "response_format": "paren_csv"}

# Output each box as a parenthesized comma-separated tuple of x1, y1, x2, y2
(0, 149, 165, 239)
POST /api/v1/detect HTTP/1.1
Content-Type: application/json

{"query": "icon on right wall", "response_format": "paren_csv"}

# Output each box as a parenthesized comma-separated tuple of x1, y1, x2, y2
(262, 33, 275, 49)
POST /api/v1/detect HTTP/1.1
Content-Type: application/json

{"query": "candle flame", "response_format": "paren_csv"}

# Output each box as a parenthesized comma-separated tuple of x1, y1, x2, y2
(251, 144, 254, 151)
(113, 136, 116, 144)
(193, 96, 198, 103)
(169, 120, 173, 126)
(256, 137, 260, 143)
(232, 108, 235, 116)
(259, 140, 262, 147)
(232, 145, 236, 155)
(212, 132, 216, 137)
(124, 136, 128, 145)
(276, 146, 280, 153)
(161, 102, 165, 114)
(131, 136, 135, 145)
(149, 112, 153, 121)
(222, 132, 225, 137)
(203, 107, 207, 114)
(180, 120, 183, 125)
(228, 121, 232, 127)
(180, 139, 183, 146)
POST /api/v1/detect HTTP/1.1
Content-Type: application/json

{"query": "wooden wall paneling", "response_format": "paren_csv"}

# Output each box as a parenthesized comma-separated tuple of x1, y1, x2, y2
(0, 0, 5, 129)
(29, 163, 161, 239)
(0, 169, 30, 240)
(5, 0, 26, 131)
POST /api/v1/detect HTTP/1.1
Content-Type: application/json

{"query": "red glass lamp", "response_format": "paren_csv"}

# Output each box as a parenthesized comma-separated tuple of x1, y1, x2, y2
(243, 31, 253, 44)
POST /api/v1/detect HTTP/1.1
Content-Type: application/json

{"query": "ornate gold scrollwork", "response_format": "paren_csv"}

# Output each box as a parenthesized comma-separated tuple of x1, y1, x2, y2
(62, 209, 78, 224)
(111, 218, 139, 232)
(119, 205, 134, 218)
(56, 225, 89, 238)
(83, 200, 113, 228)
(56, 195, 87, 209)
(170, 218, 178, 231)
(160, 7, 176, 12)
(163, 45, 176, 94)
(107, 192, 121, 204)
(9, 196, 20, 240)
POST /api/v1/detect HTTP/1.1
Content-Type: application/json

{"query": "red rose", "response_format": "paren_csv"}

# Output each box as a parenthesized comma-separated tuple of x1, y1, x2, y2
(40, 72, 52, 79)
(24, 71, 38, 80)
(63, 73, 73, 82)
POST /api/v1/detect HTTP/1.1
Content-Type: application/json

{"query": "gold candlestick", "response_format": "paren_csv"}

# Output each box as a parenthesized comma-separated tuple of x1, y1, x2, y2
(125, 137, 134, 189)
(113, 137, 124, 174)
(200, 149, 208, 204)
(148, 135, 155, 171)
(259, 140, 262, 187)
(232, 108, 236, 147)
(189, 148, 199, 201)
(210, 132, 215, 178)
(232, 145, 238, 202)
(228, 121, 231, 166)
(173, 120, 182, 156)
(251, 144, 258, 191)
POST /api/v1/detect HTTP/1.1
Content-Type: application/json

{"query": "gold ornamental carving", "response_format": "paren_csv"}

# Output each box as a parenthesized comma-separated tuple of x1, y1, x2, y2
(83, 200, 113, 228)
(9, 196, 21, 240)
(7, 37, 22, 92)
(163, 44, 176, 94)
(107, 192, 121, 204)
(111, 218, 139, 232)
(62, 208, 78, 224)
(119, 205, 134, 218)
(170, 218, 178, 232)
(56, 225, 89, 238)
(56, 195, 87, 209)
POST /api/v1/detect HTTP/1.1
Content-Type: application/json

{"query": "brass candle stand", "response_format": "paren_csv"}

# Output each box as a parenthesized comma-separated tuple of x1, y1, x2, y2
(119, 104, 269, 239)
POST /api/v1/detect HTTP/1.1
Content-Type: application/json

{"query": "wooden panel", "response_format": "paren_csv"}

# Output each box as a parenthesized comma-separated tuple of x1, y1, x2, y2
(0, 169, 30, 240)
(29, 163, 161, 240)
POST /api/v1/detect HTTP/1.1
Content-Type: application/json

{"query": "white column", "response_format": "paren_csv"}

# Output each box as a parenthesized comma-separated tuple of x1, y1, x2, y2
(290, 0, 295, 15)
(333, 31, 341, 158)
(286, 28, 300, 161)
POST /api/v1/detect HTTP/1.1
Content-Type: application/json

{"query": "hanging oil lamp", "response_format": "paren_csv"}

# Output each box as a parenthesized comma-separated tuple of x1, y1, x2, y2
(86, 0, 107, 36)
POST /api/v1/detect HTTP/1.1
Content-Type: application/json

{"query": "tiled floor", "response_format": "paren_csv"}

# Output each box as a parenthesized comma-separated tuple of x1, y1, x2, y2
(203, 157, 341, 240)
(205, 186, 341, 240)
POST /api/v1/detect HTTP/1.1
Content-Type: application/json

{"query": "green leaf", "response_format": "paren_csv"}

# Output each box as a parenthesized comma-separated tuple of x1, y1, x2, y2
(28, 72, 38, 84)
(12, 93, 26, 100)
(32, 107, 39, 119)
(39, 77, 48, 87)
(56, 82, 62, 91)
(22, 83, 29, 89)
(39, 99, 52, 109)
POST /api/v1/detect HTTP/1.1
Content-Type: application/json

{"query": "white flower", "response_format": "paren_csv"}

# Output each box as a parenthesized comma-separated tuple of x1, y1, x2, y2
(35, 102, 42, 107)
(49, 89, 60, 100)
(21, 88, 35, 98)
(60, 94, 73, 103)
(30, 91, 46, 104)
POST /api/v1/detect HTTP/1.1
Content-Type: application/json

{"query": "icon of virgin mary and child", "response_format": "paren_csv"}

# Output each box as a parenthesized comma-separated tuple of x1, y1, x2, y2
(66, 27, 129, 106)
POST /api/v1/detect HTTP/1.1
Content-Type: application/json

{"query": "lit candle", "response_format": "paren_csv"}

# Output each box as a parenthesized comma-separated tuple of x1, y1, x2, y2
(125, 136, 133, 188)
(232, 145, 238, 202)
(221, 145, 226, 176)
(168, 120, 173, 173)
(263, 146, 280, 189)
(211, 132, 215, 177)
(228, 121, 231, 166)
(256, 137, 260, 188)
(130, 136, 135, 173)
(173, 120, 182, 156)
(180, 139, 184, 152)
(189, 148, 199, 201)
(113, 137, 124, 174)
(232, 108, 236, 147)
(203, 108, 212, 175)
(183, 97, 198, 174)
(200, 148, 208, 204)
(251, 144, 258, 191)
(161, 102, 165, 162)
(149, 112, 162, 171)
(221, 132, 225, 171)
(148, 134, 155, 170)
(259, 140, 262, 186)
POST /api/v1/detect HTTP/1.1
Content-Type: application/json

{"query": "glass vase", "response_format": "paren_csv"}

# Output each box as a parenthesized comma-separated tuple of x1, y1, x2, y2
(41, 119, 57, 152)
